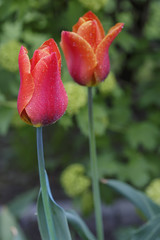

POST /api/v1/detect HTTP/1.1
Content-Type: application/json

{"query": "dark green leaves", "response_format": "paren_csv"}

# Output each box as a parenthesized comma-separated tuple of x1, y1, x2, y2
(37, 173, 72, 240)
(132, 215, 160, 240)
(66, 210, 96, 240)
(0, 207, 27, 240)
(37, 172, 96, 240)
(103, 179, 160, 240)
(103, 179, 160, 219)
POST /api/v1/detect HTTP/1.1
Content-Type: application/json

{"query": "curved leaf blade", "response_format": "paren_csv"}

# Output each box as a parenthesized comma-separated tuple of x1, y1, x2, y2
(66, 210, 96, 240)
(37, 172, 72, 240)
(0, 207, 27, 240)
(132, 214, 160, 240)
(37, 194, 50, 240)
(102, 179, 160, 219)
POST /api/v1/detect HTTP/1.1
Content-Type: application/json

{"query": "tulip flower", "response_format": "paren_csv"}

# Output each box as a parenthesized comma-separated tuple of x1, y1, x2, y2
(60, 11, 124, 86)
(17, 39, 68, 127)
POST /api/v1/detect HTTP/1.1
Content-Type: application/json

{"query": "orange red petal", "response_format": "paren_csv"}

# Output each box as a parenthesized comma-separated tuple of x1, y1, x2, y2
(31, 39, 61, 74)
(17, 46, 35, 117)
(81, 11, 105, 40)
(60, 31, 97, 86)
(73, 17, 86, 33)
(77, 20, 103, 52)
(30, 47, 50, 73)
(25, 53, 68, 126)
(95, 22, 124, 82)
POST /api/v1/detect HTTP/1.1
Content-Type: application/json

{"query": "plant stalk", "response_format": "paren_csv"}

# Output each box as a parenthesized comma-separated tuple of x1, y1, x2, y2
(88, 87, 104, 240)
(36, 127, 57, 240)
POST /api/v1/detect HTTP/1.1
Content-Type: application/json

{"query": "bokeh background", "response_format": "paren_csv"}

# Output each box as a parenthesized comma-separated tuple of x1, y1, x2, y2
(0, 0, 160, 239)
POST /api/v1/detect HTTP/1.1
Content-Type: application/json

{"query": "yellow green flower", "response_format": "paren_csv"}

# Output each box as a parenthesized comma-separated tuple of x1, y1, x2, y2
(98, 72, 117, 95)
(60, 164, 91, 198)
(0, 40, 21, 72)
(64, 82, 87, 115)
(146, 178, 160, 205)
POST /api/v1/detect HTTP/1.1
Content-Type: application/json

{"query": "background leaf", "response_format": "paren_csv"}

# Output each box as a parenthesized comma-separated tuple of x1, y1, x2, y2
(9, 188, 38, 217)
(0, 207, 27, 240)
(66, 210, 96, 240)
(103, 179, 160, 219)
(132, 214, 160, 240)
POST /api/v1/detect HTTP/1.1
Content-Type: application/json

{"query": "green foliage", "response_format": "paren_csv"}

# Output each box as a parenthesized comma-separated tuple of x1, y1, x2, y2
(78, 0, 108, 11)
(105, 179, 160, 239)
(126, 122, 159, 151)
(9, 188, 39, 217)
(38, 172, 95, 240)
(66, 210, 96, 240)
(0, 106, 15, 135)
(37, 173, 72, 240)
(64, 82, 87, 115)
(76, 103, 109, 137)
(105, 179, 160, 219)
(131, 215, 160, 240)
(0, 207, 27, 240)
(81, 191, 94, 216)
(115, 227, 135, 240)
(144, 1, 160, 40)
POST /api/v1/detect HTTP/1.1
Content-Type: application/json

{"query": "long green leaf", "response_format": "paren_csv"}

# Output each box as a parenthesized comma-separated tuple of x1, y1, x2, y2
(9, 187, 38, 217)
(0, 207, 27, 240)
(102, 179, 160, 219)
(66, 210, 96, 240)
(37, 172, 72, 240)
(132, 214, 160, 240)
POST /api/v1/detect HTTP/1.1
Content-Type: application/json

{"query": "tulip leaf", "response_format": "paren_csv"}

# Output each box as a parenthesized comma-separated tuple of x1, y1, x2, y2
(102, 179, 160, 219)
(66, 210, 96, 240)
(37, 172, 72, 240)
(0, 206, 27, 240)
(131, 214, 160, 240)
(9, 187, 38, 218)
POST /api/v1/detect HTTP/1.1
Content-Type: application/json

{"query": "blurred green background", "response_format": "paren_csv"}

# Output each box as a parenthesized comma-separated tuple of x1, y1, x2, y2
(0, 0, 160, 238)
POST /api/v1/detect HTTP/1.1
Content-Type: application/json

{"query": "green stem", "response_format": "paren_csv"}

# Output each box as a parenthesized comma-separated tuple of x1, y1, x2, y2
(88, 87, 104, 240)
(36, 127, 57, 240)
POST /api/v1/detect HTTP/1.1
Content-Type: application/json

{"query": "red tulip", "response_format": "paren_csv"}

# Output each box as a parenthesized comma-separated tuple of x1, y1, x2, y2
(17, 39, 68, 126)
(60, 11, 124, 86)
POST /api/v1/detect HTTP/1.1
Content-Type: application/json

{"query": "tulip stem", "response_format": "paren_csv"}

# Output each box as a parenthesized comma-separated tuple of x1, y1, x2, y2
(88, 87, 104, 240)
(36, 127, 57, 240)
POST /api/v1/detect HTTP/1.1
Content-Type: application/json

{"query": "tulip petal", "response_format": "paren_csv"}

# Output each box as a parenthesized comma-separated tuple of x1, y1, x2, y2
(73, 11, 105, 40)
(25, 53, 68, 126)
(31, 39, 61, 74)
(94, 23, 124, 83)
(17, 46, 34, 120)
(31, 47, 50, 72)
(72, 17, 86, 33)
(60, 31, 97, 86)
(40, 39, 61, 70)
(77, 20, 102, 52)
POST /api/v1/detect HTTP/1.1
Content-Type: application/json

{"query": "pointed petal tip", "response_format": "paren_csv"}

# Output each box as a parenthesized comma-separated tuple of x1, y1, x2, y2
(60, 31, 68, 43)
(119, 22, 125, 29)
(19, 45, 28, 55)
(60, 31, 69, 48)
(61, 31, 70, 38)
(41, 38, 56, 47)
(84, 10, 97, 18)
